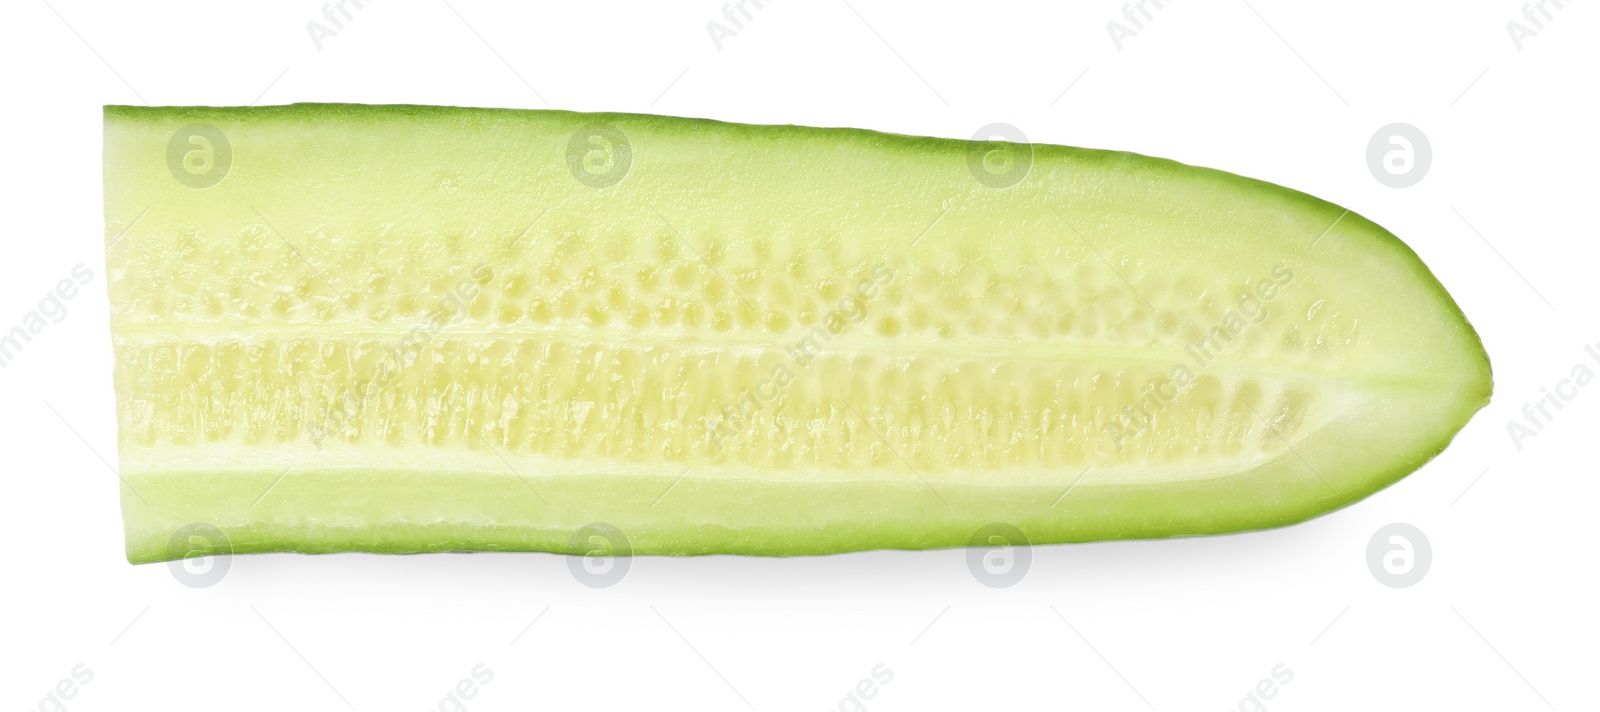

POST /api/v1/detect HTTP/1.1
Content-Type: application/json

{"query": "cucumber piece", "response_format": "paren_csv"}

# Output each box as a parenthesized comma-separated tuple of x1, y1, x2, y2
(104, 104, 1490, 563)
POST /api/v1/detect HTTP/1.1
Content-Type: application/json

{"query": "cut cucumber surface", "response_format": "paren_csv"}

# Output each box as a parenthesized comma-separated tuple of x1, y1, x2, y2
(104, 104, 1491, 563)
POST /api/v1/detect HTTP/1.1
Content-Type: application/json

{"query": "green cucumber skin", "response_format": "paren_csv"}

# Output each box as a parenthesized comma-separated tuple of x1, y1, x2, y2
(107, 104, 1492, 563)
(122, 467, 1357, 563)
(121, 411, 1467, 563)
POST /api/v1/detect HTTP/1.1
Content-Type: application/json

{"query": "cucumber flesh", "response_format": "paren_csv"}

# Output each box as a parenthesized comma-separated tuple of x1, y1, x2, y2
(103, 104, 1491, 562)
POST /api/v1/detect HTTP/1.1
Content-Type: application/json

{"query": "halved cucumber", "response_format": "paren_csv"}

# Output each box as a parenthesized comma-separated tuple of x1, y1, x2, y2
(104, 104, 1491, 563)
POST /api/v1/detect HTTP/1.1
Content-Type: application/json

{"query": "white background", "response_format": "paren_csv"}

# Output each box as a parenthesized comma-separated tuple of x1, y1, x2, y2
(2, 1, 1595, 710)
